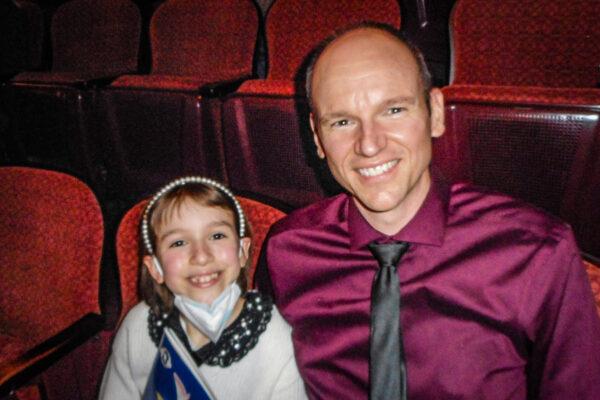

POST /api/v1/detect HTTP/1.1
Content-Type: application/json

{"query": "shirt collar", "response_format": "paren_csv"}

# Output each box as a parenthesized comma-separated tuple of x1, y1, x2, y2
(348, 175, 449, 250)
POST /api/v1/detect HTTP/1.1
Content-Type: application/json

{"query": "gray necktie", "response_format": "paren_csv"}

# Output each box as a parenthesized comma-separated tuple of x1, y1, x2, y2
(368, 241, 410, 400)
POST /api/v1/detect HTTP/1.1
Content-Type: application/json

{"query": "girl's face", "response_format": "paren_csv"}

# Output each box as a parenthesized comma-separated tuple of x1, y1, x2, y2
(144, 200, 250, 305)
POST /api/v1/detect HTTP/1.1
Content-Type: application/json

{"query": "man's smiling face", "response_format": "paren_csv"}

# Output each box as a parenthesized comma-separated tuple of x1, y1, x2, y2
(310, 28, 444, 233)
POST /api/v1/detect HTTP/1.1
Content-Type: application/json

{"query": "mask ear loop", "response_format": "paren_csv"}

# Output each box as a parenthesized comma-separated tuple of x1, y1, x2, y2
(238, 239, 245, 261)
(152, 255, 164, 277)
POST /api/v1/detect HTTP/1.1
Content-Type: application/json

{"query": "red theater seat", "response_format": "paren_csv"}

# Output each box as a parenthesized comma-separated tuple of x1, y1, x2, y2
(437, 0, 600, 258)
(222, 0, 401, 208)
(0, 167, 105, 398)
(2, 0, 141, 194)
(98, 0, 259, 202)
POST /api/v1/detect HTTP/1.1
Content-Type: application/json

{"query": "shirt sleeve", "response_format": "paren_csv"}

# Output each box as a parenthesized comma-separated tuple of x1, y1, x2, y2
(521, 227, 600, 399)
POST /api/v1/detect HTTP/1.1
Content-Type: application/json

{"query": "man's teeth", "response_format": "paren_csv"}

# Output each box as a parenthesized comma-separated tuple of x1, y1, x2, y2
(358, 160, 398, 177)
(190, 272, 218, 284)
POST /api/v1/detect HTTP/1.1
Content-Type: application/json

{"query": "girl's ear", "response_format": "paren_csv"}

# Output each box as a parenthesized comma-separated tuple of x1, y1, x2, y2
(238, 237, 251, 268)
(143, 255, 164, 283)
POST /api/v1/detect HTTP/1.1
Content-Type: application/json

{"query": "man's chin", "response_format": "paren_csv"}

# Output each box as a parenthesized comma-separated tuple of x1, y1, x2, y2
(352, 193, 404, 215)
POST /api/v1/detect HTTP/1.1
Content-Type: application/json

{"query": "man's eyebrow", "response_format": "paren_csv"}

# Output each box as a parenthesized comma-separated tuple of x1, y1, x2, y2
(318, 112, 350, 124)
(382, 96, 417, 106)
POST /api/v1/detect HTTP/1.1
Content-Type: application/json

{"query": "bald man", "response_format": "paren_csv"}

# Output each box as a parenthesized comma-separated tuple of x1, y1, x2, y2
(257, 24, 600, 399)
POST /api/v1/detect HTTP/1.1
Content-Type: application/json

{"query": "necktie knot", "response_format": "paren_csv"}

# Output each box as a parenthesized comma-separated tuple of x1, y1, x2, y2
(368, 241, 410, 269)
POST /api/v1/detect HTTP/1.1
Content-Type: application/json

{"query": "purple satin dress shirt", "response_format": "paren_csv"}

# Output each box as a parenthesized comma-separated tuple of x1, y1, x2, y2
(258, 179, 600, 399)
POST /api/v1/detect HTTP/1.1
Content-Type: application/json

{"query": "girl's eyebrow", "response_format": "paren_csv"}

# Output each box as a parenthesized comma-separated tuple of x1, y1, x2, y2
(158, 220, 235, 241)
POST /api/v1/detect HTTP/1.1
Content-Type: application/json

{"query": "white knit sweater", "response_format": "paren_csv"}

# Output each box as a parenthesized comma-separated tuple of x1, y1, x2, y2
(99, 302, 308, 400)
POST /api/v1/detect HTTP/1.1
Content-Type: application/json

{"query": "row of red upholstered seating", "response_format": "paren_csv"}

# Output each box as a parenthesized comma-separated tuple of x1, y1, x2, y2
(0, 0, 401, 208)
(2, 0, 599, 259)
(0, 166, 286, 399)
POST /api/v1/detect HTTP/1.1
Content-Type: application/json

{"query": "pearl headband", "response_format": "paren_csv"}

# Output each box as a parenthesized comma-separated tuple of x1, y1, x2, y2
(141, 176, 246, 257)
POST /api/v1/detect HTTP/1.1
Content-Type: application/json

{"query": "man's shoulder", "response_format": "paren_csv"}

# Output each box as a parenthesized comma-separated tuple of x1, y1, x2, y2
(448, 182, 571, 242)
(270, 193, 348, 235)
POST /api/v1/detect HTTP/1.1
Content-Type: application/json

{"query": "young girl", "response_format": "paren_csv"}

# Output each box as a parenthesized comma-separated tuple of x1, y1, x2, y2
(99, 177, 307, 399)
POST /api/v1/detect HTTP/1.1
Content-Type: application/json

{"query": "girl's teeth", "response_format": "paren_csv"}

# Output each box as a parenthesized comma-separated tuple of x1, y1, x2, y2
(191, 272, 218, 284)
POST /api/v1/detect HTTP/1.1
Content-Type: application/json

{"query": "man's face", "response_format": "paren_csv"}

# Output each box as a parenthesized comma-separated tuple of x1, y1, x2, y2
(310, 29, 444, 232)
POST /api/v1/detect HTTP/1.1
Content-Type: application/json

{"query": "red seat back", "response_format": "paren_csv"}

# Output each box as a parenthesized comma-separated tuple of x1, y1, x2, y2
(150, 0, 258, 81)
(51, 0, 140, 75)
(0, 167, 103, 345)
(450, 0, 600, 87)
(266, 0, 401, 80)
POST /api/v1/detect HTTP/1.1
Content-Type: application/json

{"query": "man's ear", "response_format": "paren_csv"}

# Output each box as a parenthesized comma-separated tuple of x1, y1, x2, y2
(310, 112, 326, 159)
(429, 88, 445, 138)
(143, 255, 164, 284)
(238, 237, 252, 267)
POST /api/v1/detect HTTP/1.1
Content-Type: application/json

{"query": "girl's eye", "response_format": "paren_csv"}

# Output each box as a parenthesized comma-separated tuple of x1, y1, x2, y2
(169, 240, 185, 248)
(211, 232, 227, 240)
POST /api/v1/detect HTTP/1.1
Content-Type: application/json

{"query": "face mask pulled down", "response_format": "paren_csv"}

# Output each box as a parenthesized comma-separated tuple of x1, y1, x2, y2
(174, 282, 241, 343)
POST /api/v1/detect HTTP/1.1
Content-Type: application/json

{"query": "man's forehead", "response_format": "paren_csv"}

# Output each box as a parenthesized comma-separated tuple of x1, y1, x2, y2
(313, 29, 418, 85)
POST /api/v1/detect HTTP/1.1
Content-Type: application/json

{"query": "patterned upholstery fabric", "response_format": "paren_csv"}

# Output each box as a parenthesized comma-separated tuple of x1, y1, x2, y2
(266, 0, 401, 80)
(584, 260, 600, 318)
(451, 0, 600, 87)
(237, 79, 297, 96)
(109, 0, 258, 90)
(115, 196, 285, 322)
(443, 85, 600, 107)
(436, 97, 600, 258)
(238, 197, 286, 282)
(50, 0, 140, 76)
(11, 0, 140, 83)
(0, 167, 103, 350)
(115, 200, 146, 320)
(110, 74, 219, 92)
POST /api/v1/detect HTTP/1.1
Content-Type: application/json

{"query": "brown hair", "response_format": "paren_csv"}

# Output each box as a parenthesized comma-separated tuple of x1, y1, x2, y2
(139, 182, 252, 315)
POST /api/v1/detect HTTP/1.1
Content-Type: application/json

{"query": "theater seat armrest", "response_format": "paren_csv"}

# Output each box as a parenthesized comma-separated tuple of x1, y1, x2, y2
(198, 74, 253, 97)
(0, 313, 104, 397)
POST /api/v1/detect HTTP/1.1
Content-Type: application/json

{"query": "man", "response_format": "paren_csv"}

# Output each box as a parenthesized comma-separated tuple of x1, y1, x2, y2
(257, 24, 600, 399)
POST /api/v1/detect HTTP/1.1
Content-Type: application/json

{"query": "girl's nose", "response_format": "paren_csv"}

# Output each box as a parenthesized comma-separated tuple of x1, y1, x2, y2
(190, 241, 212, 265)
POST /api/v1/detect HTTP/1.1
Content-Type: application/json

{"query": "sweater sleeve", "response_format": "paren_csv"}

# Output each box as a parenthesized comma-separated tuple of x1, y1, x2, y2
(98, 303, 155, 400)
(269, 352, 308, 400)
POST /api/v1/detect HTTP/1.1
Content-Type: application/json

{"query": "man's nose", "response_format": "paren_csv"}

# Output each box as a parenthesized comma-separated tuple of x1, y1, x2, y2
(355, 121, 386, 157)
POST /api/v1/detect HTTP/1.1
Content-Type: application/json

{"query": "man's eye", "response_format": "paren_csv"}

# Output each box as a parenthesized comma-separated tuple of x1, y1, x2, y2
(331, 119, 350, 128)
(388, 107, 405, 114)
(211, 232, 226, 240)
(169, 240, 185, 248)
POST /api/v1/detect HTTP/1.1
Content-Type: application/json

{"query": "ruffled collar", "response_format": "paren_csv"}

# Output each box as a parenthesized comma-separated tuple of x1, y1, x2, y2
(148, 291, 273, 367)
